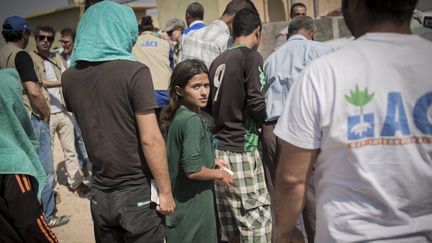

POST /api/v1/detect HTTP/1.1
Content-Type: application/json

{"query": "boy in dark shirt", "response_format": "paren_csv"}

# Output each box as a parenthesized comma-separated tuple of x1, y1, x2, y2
(208, 8, 272, 242)
(62, 2, 175, 242)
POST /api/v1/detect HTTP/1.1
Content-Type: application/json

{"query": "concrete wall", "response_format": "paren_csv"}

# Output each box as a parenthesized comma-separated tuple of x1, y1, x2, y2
(157, 0, 342, 30)
(157, 0, 220, 29)
(257, 16, 351, 60)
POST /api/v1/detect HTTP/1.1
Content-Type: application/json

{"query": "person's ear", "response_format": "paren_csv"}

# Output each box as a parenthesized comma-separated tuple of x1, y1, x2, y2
(175, 86, 183, 97)
(310, 30, 316, 41)
(254, 26, 261, 40)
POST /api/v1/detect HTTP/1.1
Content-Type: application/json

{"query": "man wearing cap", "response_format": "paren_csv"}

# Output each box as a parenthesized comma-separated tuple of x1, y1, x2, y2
(0, 16, 69, 228)
(164, 18, 185, 68)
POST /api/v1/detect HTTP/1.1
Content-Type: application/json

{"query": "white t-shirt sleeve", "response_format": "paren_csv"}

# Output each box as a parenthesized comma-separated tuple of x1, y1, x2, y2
(274, 67, 322, 150)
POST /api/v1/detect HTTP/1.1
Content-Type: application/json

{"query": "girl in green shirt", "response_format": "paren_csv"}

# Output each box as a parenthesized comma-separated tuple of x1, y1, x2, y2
(161, 59, 233, 243)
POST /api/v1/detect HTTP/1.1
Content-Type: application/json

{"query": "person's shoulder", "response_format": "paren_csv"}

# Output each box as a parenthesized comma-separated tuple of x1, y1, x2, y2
(110, 59, 150, 71)
(305, 40, 335, 56)
(15, 50, 31, 59)
(28, 50, 39, 59)
(204, 20, 229, 37)
(310, 40, 334, 50)
(50, 52, 64, 64)
(411, 34, 432, 48)
(209, 51, 228, 70)
(172, 108, 201, 127)
(243, 48, 263, 62)
(177, 108, 200, 120)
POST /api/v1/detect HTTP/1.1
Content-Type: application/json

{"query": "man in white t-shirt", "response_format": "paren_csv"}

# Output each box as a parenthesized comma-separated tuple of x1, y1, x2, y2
(273, 0, 432, 242)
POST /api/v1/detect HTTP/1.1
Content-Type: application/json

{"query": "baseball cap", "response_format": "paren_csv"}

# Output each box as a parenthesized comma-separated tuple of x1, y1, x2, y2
(2, 16, 33, 32)
(163, 18, 185, 32)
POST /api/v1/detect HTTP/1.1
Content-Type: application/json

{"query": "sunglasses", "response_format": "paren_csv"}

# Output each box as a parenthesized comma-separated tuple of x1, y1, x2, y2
(37, 35, 54, 42)
(167, 27, 180, 36)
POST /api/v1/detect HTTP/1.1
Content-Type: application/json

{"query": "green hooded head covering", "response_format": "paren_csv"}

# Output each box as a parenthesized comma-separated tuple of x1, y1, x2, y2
(70, 1, 138, 66)
(0, 69, 47, 200)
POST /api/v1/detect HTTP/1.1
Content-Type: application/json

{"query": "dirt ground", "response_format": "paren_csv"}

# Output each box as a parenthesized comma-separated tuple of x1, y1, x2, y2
(51, 136, 95, 243)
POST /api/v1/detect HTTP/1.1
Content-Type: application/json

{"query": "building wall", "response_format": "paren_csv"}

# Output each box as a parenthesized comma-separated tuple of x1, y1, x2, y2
(26, 7, 82, 52)
(158, 0, 341, 28)
(158, 0, 220, 28)
(24, 5, 152, 52)
(258, 16, 350, 60)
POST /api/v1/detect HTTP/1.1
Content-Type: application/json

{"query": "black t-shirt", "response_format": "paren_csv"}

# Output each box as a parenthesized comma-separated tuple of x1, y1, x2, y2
(62, 60, 157, 190)
(208, 46, 267, 152)
(14, 51, 38, 83)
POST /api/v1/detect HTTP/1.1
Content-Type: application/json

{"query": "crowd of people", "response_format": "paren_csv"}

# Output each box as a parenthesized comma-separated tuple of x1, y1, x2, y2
(1, 0, 431, 242)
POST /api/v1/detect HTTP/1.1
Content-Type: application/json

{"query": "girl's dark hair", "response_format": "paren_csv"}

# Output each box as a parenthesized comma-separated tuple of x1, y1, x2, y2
(160, 59, 209, 128)
(139, 16, 154, 32)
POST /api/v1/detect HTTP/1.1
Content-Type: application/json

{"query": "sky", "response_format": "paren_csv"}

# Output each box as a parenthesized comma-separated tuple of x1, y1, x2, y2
(0, 0, 70, 25)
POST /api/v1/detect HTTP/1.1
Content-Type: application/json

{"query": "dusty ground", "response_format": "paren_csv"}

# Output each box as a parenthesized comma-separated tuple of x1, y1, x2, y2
(51, 136, 95, 243)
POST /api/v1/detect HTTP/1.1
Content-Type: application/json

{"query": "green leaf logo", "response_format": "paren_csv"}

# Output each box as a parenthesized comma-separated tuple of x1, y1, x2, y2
(346, 85, 375, 136)
(345, 85, 374, 114)
(258, 66, 266, 91)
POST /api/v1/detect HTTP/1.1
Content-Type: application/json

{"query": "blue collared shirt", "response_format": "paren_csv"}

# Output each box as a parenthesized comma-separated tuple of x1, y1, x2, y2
(264, 34, 334, 121)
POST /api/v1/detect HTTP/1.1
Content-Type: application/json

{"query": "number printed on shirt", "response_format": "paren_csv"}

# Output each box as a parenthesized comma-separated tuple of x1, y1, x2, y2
(213, 64, 225, 102)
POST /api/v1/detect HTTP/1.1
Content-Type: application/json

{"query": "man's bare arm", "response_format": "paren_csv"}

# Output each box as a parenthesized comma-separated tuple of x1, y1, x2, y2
(23, 81, 50, 123)
(43, 80, 62, 88)
(136, 110, 175, 215)
(274, 139, 318, 243)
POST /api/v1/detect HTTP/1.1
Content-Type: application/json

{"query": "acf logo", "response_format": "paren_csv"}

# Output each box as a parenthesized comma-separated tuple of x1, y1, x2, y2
(345, 85, 432, 148)
(139, 41, 158, 48)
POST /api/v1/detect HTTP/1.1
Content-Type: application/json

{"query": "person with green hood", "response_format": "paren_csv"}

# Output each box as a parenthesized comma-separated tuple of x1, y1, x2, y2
(0, 68, 59, 243)
(62, 1, 175, 242)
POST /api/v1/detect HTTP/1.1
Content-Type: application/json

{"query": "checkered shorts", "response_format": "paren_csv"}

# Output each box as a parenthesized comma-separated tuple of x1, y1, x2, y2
(215, 149, 272, 242)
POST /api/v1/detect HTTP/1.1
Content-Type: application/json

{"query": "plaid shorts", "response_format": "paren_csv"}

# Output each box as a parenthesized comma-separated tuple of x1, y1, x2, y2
(215, 149, 272, 242)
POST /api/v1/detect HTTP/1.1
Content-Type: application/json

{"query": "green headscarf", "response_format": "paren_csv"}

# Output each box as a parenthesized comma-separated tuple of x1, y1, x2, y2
(0, 69, 46, 200)
(70, 0, 139, 66)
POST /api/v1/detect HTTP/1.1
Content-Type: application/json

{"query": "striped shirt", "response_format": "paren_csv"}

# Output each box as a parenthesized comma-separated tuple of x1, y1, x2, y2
(180, 19, 232, 68)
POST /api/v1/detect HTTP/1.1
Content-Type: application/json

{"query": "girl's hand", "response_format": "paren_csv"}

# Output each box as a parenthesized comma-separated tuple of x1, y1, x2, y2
(215, 158, 229, 169)
(218, 169, 233, 188)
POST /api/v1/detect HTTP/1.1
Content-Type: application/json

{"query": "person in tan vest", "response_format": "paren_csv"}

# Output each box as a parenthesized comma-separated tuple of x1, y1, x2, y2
(59, 27, 91, 180)
(163, 18, 186, 68)
(30, 25, 88, 199)
(0, 16, 69, 228)
(133, 16, 173, 121)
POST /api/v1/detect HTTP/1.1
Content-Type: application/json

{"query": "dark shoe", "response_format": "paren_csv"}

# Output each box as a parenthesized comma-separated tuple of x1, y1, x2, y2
(73, 183, 91, 198)
(48, 215, 69, 228)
